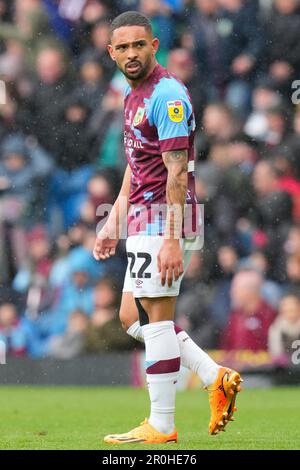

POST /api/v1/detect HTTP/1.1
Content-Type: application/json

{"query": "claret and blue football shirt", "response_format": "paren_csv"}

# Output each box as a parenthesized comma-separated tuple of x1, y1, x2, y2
(124, 63, 199, 237)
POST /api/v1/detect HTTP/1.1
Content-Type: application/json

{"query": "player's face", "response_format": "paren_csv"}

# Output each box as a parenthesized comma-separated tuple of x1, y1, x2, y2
(108, 26, 159, 81)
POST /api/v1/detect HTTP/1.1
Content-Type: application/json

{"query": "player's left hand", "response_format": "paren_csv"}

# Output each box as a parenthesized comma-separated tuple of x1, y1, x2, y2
(93, 222, 119, 261)
(157, 239, 184, 287)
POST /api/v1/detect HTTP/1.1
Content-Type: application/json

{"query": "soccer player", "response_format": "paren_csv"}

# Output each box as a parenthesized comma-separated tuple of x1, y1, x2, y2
(93, 11, 242, 444)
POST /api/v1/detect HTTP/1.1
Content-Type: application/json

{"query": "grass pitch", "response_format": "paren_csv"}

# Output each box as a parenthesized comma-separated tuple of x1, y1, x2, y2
(0, 386, 299, 450)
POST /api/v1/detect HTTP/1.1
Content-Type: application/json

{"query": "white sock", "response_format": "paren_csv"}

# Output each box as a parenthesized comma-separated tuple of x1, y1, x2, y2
(142, 321, 180, 435)
(176, 330, 219, 386)
(128, 320, 220, 386)
(127, 320, 144, 342)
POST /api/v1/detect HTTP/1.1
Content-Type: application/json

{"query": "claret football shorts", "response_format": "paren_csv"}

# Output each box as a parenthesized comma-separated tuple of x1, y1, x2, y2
(122, 235, 201, 298)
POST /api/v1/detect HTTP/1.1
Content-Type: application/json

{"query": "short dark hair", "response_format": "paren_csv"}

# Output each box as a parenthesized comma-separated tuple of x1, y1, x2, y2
(110, 11, 152, 38)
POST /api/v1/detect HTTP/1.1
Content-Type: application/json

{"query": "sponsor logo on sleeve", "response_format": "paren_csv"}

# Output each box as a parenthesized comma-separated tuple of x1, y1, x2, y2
(167, 100, 184, 122)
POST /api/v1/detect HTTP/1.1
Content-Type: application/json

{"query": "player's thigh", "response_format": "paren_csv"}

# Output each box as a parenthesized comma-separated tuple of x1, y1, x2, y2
(138, 296, 177, 323)
(119, 291, 139, 330)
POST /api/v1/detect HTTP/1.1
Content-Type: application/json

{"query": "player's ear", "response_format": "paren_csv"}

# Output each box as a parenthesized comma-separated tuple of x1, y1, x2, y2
(152, 37, 160, 54)
(107, 44, 116, 61)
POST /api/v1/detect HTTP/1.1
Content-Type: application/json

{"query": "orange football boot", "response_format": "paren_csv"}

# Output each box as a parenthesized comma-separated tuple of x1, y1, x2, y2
(104, 419, 178, 444)
(205, 367, 243, 435)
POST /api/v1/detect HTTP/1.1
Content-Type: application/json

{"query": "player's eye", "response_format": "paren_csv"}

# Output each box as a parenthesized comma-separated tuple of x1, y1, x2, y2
(117, 45, 127, 51)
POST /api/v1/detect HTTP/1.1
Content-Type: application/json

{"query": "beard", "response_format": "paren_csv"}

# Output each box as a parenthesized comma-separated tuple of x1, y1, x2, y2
(121, 56, 152, 81)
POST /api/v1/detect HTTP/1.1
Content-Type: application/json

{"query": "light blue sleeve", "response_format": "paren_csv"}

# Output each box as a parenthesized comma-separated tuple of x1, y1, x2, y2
(149, 77, 193, 146)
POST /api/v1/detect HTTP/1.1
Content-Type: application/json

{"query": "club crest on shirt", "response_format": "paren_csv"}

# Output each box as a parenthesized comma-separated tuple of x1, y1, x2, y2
(167, 100, 184, 122)
(133, 106, 145, 126)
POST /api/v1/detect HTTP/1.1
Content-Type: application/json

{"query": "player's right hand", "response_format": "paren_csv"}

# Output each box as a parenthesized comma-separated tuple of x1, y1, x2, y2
(93, 224, 119, 261)
(157, 239, 184, 287)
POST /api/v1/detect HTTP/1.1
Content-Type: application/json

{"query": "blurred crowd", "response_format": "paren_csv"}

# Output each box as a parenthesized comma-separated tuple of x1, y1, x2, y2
(0, 0, 300, 364)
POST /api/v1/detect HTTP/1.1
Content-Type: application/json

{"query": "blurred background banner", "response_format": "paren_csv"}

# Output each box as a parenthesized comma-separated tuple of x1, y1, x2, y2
(1, 350, 300, 388)
(0, 0, 300, 385)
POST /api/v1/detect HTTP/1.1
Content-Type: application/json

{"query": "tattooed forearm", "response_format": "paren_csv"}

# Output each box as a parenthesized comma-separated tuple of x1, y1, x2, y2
(163, 149, 188, 205)
(163, 150, 188, 170)
(162, 149, 188, 238)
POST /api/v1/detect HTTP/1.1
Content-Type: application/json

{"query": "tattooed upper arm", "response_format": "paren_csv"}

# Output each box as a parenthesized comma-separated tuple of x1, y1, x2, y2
(162, 149, 188, 173)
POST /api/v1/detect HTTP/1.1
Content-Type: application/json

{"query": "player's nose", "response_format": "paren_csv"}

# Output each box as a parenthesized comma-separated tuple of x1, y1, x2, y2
(127, 47, 138, 60)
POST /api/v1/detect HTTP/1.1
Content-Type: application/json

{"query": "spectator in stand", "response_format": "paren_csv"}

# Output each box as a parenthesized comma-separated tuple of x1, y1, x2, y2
(0, 0, 13, 23)
(268, 294, 300, 363)
(48, 232, 74, 289)
(92, 276, 121, 311)
(46, 93, 96, 233)
(281, 110, 300, 180)
(0, 134, 53, 281)
(196, 102, 241, 160)
(197, 141, 254, 242)
(0, 39, 25, 79)
(284, 224, 300, 258)
(265, 0, 300, 98)
(48, 309, 89, 359)
(272, 150, 300, 222)
(0, 133, 53, 218)
(251, 159, 293, 280)
(0, 302, 27, 356)
(221, 269, 277, 351)
(0, 0, 63, 71)
(72, 50, 108, 114)
(81, 18, 116, 83)
(217, 0, 265, 116)
(87, 73, 127, 169)
(85, 306, 135, 352)
(244, 78, 282, 142)
(186, 0, 221, 100)
(48, 223, 116, 294)
(116, 0, 139, 15)
(55, 96, 93, 172)
(13, 225, 53, 318)
(140, 0, 181, 63)
(47, 97, 97, 233)
(238, 250, 282, 309)
(284, 254, 300, 296)
(71, 0, 114, 58)
(66, 243, 106, 286)
(227, 135, 257, 175)
(210, 245, 238, 331)
(202, 102, 240, 141)
(261, 105, 292, 149)
(37, 247, 96, 337)
(0, 81, 25, 143)
(175, 251, 217, 348)
(80, 168, 121, 226)
(167, 48, 206, 121)
(85, 276, 135, 352)
(18, 46, 74, 157)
